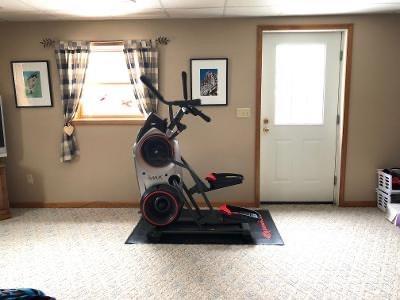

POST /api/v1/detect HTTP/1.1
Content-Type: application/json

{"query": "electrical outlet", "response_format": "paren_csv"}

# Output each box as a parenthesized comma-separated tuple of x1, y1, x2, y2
(26, 174, 34, 185)
(236, 108, 251, 118)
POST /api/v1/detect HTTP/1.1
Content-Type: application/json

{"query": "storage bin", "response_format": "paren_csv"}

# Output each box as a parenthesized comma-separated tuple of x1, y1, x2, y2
(377, 189, 390, 212)
(377, 169, 400, 195)
(376, 189, 400, 212)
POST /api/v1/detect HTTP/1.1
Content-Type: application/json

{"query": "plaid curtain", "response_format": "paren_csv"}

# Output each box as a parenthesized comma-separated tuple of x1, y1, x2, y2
(55, 41, 90, 162)
(123, 39, 158, 115)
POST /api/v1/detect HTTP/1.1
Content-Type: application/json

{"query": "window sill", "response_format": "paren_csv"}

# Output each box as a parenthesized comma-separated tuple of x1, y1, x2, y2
(72, 117, 146, 125)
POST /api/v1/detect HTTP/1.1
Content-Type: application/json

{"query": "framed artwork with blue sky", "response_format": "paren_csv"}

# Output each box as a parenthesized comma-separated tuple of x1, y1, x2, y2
(11, 60, 53, 108)
(190, 58, 228, 106)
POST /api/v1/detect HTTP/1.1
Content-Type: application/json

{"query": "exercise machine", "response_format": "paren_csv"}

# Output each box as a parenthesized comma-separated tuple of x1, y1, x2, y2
(133, 72, 261, 242)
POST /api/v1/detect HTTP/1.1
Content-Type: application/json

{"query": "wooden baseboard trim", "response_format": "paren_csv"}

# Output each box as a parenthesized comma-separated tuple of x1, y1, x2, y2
(10, 200, 257, 209)
(0, 210, 11, 220)
(340, 201, 377, 207)
(0, 215, 11, 220)
(209, 200, 258, 208)
(11, 201, 375, 208)
(261, 201, 334, 205)
(11, 202, 140, 208)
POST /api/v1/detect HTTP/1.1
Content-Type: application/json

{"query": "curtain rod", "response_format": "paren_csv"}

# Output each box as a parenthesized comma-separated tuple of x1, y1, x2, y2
(40, 36, 170, 48)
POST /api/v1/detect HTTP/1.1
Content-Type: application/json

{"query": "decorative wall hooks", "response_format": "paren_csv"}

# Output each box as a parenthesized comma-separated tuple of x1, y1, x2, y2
(155, 36, 170, 45)
(40, 38, 56, 48)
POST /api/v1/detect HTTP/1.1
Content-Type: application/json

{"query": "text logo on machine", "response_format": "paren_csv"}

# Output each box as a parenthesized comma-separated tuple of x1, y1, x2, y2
(148, 175, 163, 180)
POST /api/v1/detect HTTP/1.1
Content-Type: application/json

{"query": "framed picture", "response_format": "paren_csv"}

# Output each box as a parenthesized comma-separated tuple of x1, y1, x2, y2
(191, 58, 228, 106)
(11, 60, 53, 108)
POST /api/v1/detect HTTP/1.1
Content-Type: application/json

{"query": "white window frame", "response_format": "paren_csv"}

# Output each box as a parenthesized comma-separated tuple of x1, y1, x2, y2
(73, 41, 145, 125)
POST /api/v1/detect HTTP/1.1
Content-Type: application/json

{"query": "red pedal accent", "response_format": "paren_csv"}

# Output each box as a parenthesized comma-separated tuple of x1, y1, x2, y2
(219, 204, 232, 216)
(258, 219, 272, 240)
(206, 173, 217, 182)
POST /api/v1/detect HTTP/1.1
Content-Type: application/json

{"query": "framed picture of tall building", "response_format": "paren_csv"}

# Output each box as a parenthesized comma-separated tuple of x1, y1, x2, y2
(190, 58, 228, 106)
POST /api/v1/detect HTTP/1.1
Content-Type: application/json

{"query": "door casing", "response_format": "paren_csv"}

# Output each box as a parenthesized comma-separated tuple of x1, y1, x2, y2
(255, 24, 353, 207)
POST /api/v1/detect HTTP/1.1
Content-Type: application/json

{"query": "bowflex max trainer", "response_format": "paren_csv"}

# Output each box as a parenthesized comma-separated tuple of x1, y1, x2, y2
(133, 72, 261, 242)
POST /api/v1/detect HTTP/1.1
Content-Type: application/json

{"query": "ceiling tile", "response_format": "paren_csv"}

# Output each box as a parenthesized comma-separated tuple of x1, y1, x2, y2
(116, 13, 168, 19)
(25, 0, 161, 14)
(225, 0, 272, 7)
(224, 6, 279, 16)
(275, 2, 400, 15)
(0, 11, 55, 21)
(1, 0, 400, 21)
(0, 0, 38, 11)
(226, 1, 400, 16)
(161, 0, 225, 8)
(226, 0, 400, 8)
(167, 7, 224, 17)
(48, 8, 168, 20)
(366, 0, 400, 2)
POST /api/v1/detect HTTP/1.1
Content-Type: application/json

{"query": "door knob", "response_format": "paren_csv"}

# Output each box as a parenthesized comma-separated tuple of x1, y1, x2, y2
(263, 118, 270, 133)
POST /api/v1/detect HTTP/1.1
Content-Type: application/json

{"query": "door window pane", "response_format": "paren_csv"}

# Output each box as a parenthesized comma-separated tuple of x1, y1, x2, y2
(274, 43, 327, 125)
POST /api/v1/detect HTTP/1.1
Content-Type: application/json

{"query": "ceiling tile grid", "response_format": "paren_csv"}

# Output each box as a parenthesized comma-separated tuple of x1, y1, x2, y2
(0, 0, 399, 21)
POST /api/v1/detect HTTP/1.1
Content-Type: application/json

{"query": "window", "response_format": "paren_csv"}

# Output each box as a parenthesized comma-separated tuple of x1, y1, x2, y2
(274, 43, 327, 125)
(76, 42, 144, 123)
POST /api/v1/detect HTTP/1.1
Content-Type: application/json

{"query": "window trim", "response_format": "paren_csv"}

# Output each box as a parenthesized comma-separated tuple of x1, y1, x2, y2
(72, 104, 145, 125)
(72, 117, 145, 125)
(73, 41, 145, 125)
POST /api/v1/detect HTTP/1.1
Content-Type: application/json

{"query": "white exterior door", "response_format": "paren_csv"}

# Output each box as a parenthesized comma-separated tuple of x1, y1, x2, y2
(260, 31, 342, 202)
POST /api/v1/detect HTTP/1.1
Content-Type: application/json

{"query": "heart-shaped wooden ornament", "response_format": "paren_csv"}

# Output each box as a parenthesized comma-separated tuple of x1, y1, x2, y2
(64, 124, 75, 136)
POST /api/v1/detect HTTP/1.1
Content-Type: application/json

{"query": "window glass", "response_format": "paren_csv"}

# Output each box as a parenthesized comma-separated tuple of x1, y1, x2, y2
(80, 43, 142, 118)
(274, 43, 327, 125)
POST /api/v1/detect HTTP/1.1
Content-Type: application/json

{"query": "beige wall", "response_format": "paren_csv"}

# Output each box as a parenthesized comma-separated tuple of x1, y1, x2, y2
(0, 15, 399, 206)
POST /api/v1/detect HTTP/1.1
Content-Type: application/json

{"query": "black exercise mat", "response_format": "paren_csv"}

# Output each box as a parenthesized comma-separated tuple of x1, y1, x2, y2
(125, 209, 284, 245)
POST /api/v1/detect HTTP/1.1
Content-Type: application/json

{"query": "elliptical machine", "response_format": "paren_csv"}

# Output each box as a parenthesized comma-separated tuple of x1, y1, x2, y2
(133, 72, 261, 242)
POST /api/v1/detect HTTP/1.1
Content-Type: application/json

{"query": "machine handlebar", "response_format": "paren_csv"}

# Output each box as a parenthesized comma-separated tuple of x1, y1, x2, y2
(141, 75, 201, 107)
(189, 106, 211, 122)
(140, 75, 211, 123)
(140, 75, 167, 104)
(170, 99, 201, 106)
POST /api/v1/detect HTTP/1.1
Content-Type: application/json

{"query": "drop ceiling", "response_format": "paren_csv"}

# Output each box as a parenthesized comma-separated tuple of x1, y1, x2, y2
(0, 0, 399, 21)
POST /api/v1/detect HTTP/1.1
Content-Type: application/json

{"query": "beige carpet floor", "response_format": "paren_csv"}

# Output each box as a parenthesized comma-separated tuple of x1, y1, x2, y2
(0, 205, 399, 300)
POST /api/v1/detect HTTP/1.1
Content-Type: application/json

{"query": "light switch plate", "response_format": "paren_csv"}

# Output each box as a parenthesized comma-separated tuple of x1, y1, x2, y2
(236, 108, 251, 118)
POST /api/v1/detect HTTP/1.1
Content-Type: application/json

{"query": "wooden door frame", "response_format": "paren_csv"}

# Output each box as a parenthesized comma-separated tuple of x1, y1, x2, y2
(255, 24, 353, 207)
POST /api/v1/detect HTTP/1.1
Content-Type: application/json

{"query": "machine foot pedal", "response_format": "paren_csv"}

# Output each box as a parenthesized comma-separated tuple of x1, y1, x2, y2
(219, 204, 261, 223)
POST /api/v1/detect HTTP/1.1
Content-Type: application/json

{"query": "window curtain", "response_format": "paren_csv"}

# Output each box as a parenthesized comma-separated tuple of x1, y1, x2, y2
(123, 39, 159, 115)
(55, 41, 90, 162)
